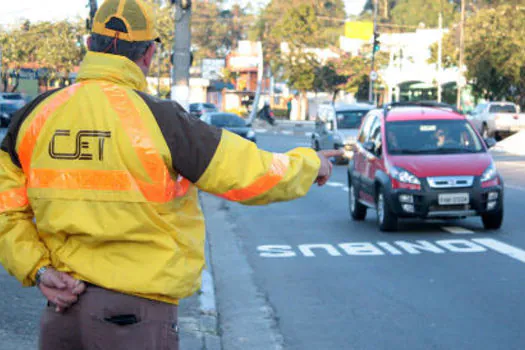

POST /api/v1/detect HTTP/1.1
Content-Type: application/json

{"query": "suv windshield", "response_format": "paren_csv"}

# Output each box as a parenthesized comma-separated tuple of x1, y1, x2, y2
(489, 104, 516, 113)
(336, 110, 368, 129)
(386, 120, 484, 155)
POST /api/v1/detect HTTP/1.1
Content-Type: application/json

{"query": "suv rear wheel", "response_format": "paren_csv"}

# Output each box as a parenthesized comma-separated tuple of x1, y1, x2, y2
(376, 186, 398, 232)
(348, 178, 366, 220)
(482, 207, 503, 230)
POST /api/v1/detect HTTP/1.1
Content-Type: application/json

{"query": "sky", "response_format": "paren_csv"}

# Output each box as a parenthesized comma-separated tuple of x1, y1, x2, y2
(0, 0, 368, 27)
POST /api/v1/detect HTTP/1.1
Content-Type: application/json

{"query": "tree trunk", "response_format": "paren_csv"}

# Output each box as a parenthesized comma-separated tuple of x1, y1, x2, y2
(10, 71, 20, 92)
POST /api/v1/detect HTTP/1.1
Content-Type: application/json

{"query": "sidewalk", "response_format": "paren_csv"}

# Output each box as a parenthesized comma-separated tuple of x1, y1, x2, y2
(178, 220, 221, 350)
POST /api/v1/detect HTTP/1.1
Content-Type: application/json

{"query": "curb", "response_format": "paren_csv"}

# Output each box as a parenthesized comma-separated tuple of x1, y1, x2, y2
(178, 196, 222, 350)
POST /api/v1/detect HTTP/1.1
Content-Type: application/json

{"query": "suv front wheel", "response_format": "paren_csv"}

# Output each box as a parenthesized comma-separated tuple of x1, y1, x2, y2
(481, 206, 503, 230)
(376, 186, 398, 232)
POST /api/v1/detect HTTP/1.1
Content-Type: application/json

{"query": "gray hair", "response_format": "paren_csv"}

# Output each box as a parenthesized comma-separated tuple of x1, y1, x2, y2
(89, 33, 153, 62)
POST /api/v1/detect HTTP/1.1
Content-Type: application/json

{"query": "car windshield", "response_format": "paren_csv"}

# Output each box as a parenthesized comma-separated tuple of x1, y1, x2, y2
(1, 94, 23, 101)
(386, 120, 484, 155)
(204, 103, 218, 111)
(336, 110, 368, 129)
(489, 104, 516, 113)
(211, 114, 246, 127)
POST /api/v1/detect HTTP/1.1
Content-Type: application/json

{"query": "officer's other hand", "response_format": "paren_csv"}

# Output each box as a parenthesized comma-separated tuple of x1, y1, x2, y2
(38, 268, 86, 313)
(315, 149, 344, 186)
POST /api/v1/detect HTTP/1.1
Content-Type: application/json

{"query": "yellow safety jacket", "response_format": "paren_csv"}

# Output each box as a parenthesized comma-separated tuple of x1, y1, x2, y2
(0, 52, 320, 304)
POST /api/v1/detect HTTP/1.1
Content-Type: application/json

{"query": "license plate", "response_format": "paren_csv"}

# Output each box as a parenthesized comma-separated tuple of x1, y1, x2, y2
(438, 193, 470, 205)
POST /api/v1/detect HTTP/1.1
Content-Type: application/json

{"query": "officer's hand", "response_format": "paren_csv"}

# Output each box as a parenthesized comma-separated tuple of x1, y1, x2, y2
(315, 149, 344, 186)
(38, 268, 86, 313)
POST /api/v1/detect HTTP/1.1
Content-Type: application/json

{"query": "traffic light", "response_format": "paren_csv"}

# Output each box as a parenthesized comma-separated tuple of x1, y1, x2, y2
(373, 32, 380, 53)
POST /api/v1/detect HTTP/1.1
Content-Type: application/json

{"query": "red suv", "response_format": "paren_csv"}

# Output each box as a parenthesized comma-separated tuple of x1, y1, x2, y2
(348, 103, 504, 231)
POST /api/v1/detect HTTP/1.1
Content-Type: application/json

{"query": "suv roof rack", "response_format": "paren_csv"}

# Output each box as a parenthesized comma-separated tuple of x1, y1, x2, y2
(383, 101, 460, 118)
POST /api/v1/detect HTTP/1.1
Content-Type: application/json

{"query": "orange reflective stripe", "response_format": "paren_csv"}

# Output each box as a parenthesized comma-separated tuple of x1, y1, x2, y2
(18, 84, 83, 174)
(219, 154, 290, 202)
(19, 82, 188, 202)
(0, 187, 28, 212)
(28, 169, 137, 191)
(100, 83, 189, 202)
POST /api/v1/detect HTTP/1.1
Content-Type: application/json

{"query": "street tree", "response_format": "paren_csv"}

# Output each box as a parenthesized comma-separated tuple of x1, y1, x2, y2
(463, 4, 525, 105)
(271, 4, 324, 119)
(390, 0, 456, 28)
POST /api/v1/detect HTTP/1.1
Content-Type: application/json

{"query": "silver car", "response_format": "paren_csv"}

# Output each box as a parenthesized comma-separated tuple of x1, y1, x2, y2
(311, 103, 375, 163)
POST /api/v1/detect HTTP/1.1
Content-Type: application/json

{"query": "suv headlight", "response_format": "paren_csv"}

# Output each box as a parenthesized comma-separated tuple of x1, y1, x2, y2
(246, 130, 256, 139)
(481, 163, 497, 182)
(390, 166, 420, 185)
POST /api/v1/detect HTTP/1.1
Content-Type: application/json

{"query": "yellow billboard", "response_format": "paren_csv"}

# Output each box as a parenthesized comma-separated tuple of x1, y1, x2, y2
(345, 21, 374, 40)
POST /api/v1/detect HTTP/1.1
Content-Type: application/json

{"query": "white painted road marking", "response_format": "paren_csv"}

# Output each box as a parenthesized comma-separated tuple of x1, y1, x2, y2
(257, 239, 492, 258)
(473, 238, 525, 264)
(326, 182, 344, 188)
(442, 226, 475, 235)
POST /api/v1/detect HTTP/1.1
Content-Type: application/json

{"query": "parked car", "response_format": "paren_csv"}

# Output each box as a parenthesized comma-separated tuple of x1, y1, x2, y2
(0, 92, 26, 107)
(0, 103, 21, 127)
(348, 102, 503, 232)
(468, 102, 525, 140)
(0, 92, 26, 127)
(311, 102, 375, 164)
(201, 112, 256, 143)
(189, 102, 218, 118)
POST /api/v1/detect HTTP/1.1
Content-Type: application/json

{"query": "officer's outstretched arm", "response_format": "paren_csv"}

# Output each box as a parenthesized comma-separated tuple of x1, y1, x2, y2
(0, 151, 50, 286)
(195, 130, 321, 205)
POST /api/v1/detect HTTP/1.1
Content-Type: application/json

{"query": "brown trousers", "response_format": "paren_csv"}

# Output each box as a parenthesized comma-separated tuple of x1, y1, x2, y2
(39, 284, 179, 350)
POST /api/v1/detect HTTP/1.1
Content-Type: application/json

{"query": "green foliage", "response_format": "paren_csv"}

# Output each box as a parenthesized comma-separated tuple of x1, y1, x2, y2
(428, 30, 459, 68)
(463, 4, 525, 104)
(271, 4, 320, 48)
(282, 50, 318, 93)
(0, 19, 86, 90)
(391, 0, 456, 28)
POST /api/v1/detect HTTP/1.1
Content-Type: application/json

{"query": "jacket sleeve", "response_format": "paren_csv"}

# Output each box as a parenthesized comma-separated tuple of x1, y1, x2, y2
(135, 93, 321, 205)
(195, 130, 321, 205)
(0, 150, 51, 286)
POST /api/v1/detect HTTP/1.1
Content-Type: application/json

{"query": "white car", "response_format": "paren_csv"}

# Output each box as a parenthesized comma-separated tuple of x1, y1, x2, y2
(311, 102, 375, 163)
(468, 102, 525, 139)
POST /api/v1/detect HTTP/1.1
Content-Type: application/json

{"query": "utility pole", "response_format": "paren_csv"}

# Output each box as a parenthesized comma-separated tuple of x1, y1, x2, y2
(456, 0, 465, 111)
(369, 0, 378, 104)
(171, 0, 192, 111)
(88, 0, 98, 29)
(437, 6, 443, 103)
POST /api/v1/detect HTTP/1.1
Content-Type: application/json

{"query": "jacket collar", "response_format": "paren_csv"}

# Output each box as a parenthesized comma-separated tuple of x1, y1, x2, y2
(76, 51, 147, 92)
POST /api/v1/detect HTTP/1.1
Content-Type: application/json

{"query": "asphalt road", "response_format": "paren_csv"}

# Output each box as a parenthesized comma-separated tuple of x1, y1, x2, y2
(209, 131, 525, 350)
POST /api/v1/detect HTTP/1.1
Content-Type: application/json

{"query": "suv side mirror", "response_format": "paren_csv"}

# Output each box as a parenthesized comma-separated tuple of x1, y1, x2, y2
(484, 137, 497, 149)
(362, 141, 375, 153)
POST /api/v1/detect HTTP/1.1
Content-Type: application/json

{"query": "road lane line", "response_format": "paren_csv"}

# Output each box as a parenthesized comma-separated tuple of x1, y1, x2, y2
(472, 238, 525, 264)
(342, 186, 349, 192)
(442, 226, 475, 235)
(326, 182, 344, 188)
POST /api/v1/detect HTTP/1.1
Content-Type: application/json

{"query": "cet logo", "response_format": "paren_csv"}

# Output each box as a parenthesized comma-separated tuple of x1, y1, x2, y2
(48, 130, 111, 161)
